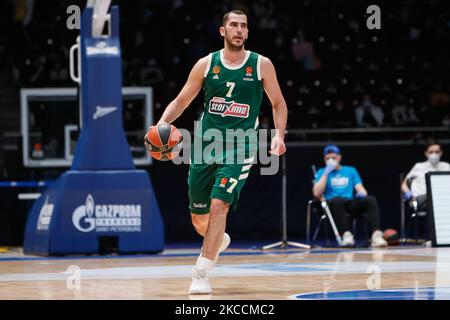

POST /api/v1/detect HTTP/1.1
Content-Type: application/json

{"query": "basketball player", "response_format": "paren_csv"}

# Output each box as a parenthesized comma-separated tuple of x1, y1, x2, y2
(155, 10, 287, 294)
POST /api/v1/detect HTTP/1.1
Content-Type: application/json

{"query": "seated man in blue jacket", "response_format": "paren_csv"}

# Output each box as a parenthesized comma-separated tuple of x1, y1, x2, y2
(313, 144, 387, 247)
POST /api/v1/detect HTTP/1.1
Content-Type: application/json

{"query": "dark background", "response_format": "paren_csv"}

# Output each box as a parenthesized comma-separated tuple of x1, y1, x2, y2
(1, 0, 449, 245)
(0, 143, 441, 244)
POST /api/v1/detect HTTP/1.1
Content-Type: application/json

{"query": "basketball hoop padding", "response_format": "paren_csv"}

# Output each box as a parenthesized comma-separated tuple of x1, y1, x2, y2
(23, 6, 164, 255)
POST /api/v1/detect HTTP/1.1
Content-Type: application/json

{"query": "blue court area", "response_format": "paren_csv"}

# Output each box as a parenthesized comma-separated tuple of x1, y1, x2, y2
(291, 287, 450, 300)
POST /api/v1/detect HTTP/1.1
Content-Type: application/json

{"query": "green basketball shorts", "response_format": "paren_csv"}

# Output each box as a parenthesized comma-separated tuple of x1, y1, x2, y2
(188, 138, 257, 214)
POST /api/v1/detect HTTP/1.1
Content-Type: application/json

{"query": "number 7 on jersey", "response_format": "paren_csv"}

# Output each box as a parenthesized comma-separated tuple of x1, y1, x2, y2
(226, 82, 235, 97)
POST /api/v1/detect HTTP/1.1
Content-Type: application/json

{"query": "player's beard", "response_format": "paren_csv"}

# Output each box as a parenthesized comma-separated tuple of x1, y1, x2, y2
(225, 33, 245, 51)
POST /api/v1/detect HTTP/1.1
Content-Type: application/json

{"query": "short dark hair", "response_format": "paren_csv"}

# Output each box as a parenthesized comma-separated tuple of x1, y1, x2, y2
(222, 10, 247, 26)
(425, 137, 441, 151)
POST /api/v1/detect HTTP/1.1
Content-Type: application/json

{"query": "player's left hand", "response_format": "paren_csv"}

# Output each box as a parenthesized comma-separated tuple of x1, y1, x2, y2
(269, 136, 286, 156)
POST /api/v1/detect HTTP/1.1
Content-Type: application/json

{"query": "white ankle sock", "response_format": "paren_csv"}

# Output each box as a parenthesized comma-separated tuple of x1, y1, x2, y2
(196, 256, 215, 271)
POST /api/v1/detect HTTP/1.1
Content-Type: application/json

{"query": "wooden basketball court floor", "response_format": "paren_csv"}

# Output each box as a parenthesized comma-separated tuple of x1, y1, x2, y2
(1, 245, 450, 300)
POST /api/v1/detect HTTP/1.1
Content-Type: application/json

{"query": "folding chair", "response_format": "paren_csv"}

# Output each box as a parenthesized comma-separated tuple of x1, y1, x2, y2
(400, 175, 428, 244)
(306, 198, 369, 246)
(306, 165, 367, 246)
(306, 165, 342, 246)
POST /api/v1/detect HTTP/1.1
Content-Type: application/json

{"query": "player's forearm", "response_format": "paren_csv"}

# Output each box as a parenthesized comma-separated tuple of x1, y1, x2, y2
(272, 101, 287, 140)
(158, 98, 187, 124)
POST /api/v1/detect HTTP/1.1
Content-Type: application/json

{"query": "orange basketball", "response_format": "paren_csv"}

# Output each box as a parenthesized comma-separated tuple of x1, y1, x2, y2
(144, 123, 183, 161)
(383, 228, 400, 246)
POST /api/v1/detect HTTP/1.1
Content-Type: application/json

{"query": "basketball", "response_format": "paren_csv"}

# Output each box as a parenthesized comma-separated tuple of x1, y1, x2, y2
(383, 228, 400, 246)
(144, 123, 183, 161)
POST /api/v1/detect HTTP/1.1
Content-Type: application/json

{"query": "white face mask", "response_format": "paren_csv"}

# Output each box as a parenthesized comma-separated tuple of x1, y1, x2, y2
(326, 158, 338, 167)
(427, 153, 441, 165)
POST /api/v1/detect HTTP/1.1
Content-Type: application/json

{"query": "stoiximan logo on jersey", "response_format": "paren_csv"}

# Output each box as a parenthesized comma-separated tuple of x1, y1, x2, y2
(72, 194, 141, 233)
(208, 97, 250, 118)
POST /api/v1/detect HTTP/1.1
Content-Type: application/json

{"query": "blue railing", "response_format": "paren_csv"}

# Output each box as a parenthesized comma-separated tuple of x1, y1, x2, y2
(0, 181, 53, 188)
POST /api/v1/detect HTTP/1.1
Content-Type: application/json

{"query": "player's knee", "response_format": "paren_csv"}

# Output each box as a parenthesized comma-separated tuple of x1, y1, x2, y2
(210, 199, 230, 217)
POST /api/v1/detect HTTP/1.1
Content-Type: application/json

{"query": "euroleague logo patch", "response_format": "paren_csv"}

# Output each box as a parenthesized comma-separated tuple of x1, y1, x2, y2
(245, 66, 253, 77)
(219, 177, 228, 187)
(243, 66, 254, 81)
(208, 97, 250, 118)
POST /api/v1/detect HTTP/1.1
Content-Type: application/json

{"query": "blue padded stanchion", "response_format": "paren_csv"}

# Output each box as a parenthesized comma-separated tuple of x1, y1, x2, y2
(23, 6, 164, 255)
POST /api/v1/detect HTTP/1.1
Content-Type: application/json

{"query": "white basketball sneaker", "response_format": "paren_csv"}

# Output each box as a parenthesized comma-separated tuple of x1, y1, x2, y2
(196, 233, 231, 265)
(218, 232, 231, 259)
(341, 231, 355, 247)
(188, 268, 212, 295)
(371, 230, 388, 247)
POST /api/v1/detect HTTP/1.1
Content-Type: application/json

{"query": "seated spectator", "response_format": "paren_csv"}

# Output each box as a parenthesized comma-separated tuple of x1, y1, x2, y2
(326, 100, 353, 128)
(140, 59, 164, 85)
(313, 144, 387, 247)
(401, 139, 450, 211)
(391, 94, 419, 126)
(442, 114, 450, 127)
(291, 30, 319, 71)
(355, 94, 384, 127)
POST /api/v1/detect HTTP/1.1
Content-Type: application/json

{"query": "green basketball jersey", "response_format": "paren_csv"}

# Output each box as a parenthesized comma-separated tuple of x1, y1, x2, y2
(196, 49, 264, 141)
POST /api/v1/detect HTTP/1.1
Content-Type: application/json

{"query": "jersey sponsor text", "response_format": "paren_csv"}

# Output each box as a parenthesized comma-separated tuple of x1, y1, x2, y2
(208, 97, 250, 118)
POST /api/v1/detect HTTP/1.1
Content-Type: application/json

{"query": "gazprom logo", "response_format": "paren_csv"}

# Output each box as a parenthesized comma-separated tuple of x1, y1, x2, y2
(86, 194, 94, 216)
(72, 195, 96, 232)
(72, 194, 142, 233)
(86, 41, 119, 56)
